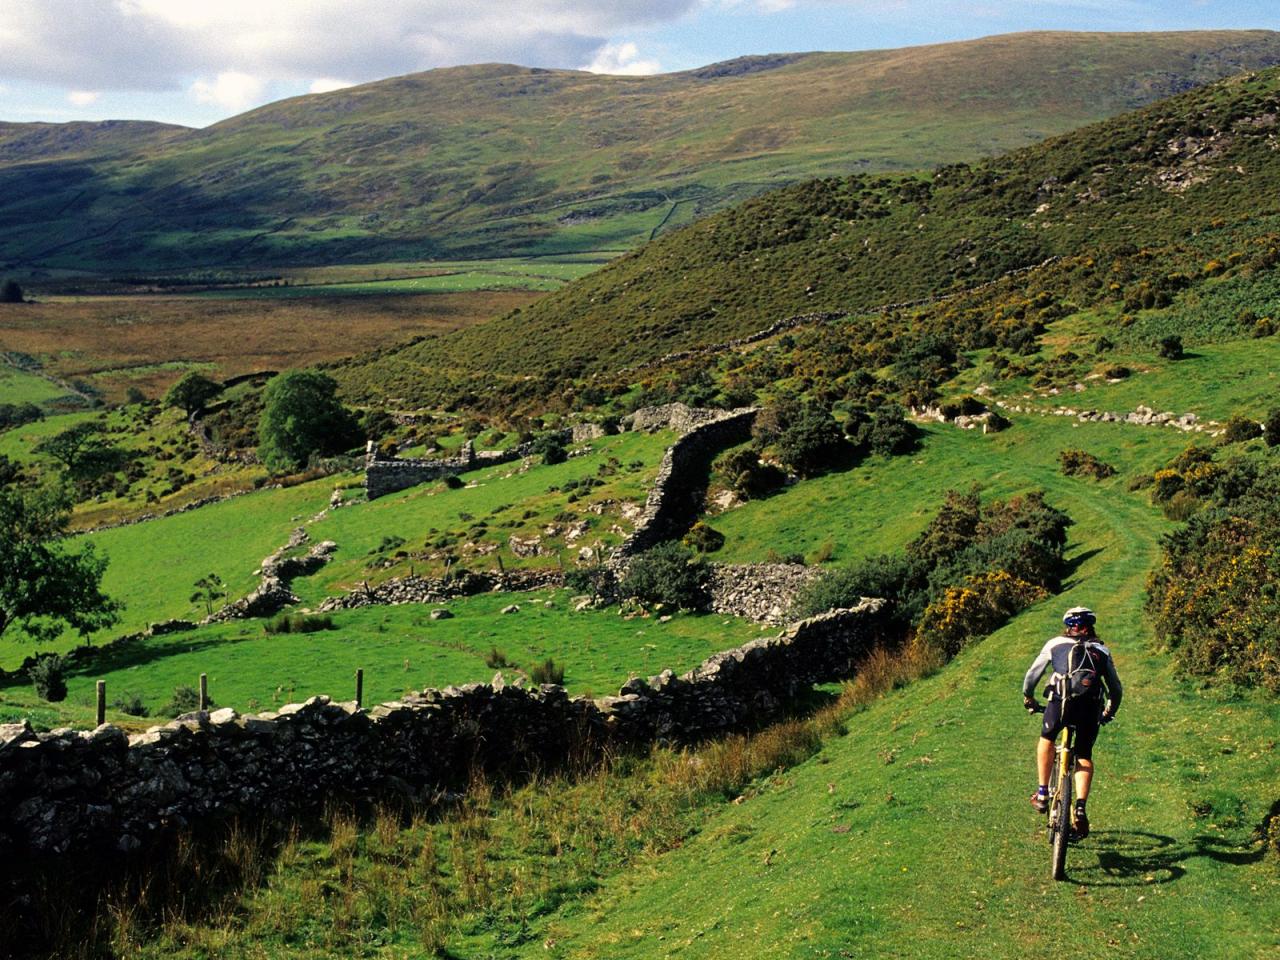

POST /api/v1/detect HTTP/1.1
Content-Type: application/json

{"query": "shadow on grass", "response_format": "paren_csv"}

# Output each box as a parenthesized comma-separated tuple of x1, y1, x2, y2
(62, 633, 260, 680)
(1062, 829, 1266, 886)
(1058, 546, 1104, 592)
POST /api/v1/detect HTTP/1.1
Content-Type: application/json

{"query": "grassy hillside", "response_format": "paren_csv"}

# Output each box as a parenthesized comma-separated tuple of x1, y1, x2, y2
(3, 31, 1280, 271)
(338, 60, 1280, 411)
(81, 407, 1279, 959)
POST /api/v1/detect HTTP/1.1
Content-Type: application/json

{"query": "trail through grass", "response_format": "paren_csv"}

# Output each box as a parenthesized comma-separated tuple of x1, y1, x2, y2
(531, 419, 1280, 959)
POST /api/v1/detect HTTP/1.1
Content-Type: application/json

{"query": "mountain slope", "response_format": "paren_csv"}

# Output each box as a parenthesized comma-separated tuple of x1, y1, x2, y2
(3, 30, 1280, 271)
(338, 61, 1280, 408)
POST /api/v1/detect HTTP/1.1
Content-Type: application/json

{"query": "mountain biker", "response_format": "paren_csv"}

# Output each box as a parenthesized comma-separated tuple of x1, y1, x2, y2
(1021, 606, 1122, 839)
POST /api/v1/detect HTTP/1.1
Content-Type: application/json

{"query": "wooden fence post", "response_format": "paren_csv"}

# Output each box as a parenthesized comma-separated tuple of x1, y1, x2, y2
(199, 673, 208, 711)
(355, 668, 364, 709)
(96, 680, 106, 726)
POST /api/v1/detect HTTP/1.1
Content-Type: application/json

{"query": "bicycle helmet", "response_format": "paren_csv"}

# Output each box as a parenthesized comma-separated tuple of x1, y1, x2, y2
(1062, 606, 1096, 630)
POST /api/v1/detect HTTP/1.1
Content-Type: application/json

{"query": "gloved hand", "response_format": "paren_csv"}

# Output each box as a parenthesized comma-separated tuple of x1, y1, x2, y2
(1100, 710, 1114, 725)
(1024, 696, 1039, 714)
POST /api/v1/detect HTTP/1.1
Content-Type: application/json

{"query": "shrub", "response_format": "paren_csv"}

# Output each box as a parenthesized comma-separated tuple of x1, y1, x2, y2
(264, 613, 336, 634)
(1103, 365, 1131, 380)
(529, 658, 565, 685)
(443, 474, 465, 489)
(29, 655, 67, 703)
(715, 447, 785, 500)
(793, 552, 928, 628)
(1157, 335, 1184, 360)
(1059, 448, 1117, 480)
(485, 647, 514, 669)
(845, 404, 919, 458)
(530, 430, 567, 465)
(619, 541, 708, 609)
(773, 406, 851, 478)
(1220, 415, 1262, 445)
(112, 693, 149, 717)
(915, 570, 1048, 658)
(1161, 489, 1200, 521)
(1265, 408, 1280, 447)
(683, 521, 726, 553)
(162, 685, 211, 717)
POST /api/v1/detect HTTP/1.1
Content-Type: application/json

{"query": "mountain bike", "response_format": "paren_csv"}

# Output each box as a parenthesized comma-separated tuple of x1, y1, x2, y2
(1031, 703, 1076, 881)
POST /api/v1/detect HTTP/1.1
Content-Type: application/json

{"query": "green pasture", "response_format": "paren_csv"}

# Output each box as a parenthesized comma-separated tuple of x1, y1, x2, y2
(0, 477, 335, 667)
(98, 408, 1280, 959)
(532, 430, 1280, 960)
(192, 257, 605, 299)
(705, 416, 1191, 566)
(0, 592, 767, 729)
(0, 366, 72, 406)
(291, 430, 673, 603)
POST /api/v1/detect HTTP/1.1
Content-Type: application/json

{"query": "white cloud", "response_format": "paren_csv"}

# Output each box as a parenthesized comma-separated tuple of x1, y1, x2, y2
(191, 71, 266, 110)
(581, 42, 662, 75)
(0, 1, 700, 94)
(67, 89, 101, 106)
(309, 77, 355, 94)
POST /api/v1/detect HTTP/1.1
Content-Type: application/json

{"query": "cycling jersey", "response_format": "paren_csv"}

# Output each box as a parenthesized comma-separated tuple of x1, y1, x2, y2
(1021, 635, 1123, 714)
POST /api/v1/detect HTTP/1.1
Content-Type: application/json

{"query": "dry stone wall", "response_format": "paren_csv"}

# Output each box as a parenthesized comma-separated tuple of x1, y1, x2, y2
(613, 404, 758, 560)
(707, 563, 821, 624)
(0, 601, 884, 864)
(364, 438, 543, 500)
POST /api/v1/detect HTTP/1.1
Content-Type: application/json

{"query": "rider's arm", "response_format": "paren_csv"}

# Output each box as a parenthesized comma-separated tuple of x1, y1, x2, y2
(1102, 655, 1123, 716)
(1021, 641, 1054, 699)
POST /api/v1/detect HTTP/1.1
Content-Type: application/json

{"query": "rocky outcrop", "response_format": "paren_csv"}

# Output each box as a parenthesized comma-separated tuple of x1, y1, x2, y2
(0, 600, 884, 863)
(707, 563, 822, 624)
(994, 400, 1220, 434)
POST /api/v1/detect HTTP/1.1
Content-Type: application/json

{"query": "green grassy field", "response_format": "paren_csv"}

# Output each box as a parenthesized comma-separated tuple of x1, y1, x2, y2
(705, 417, 1189, 566)
(0, 365, 74, 406)
(91, 408, 1279, 959)
(291, 430, 673, 603)
(532, 455, 1280, 959)
(0, 593, 768, 730)
(192, 258, 605, 299)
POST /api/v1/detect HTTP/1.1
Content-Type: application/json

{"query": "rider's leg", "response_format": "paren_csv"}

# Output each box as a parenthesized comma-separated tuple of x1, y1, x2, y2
(1037, 735, 1053, 786)
(1074, 758, 1093, 800)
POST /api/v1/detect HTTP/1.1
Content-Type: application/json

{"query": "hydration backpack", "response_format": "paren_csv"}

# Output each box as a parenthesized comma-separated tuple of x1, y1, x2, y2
(1065, 639, 1106, 701)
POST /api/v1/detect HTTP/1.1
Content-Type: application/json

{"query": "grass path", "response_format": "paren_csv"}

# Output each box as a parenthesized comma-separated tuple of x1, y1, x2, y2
(532, 425, 1280, 959)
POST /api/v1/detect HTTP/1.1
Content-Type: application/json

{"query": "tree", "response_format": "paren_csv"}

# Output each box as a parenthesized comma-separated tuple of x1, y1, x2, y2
(33, 422, 126, 483)
(0, 279, 23, 303)
(0, 484, 120, 643)
(774, 405, 851, 478)
(257, 371, 360, 473)
(163, 372, 223, 417)
(190, 573, 226, 617)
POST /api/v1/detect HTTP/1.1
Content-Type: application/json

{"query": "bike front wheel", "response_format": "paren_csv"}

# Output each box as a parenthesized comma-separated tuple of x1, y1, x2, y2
(1050, 762, 1072, 881)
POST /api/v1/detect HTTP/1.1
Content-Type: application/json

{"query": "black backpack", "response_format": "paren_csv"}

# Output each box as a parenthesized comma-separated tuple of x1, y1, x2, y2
(1064, 639, 1106, 702)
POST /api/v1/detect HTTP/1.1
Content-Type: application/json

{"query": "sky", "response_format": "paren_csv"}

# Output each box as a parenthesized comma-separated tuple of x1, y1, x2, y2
(0, 0, 1277, 129)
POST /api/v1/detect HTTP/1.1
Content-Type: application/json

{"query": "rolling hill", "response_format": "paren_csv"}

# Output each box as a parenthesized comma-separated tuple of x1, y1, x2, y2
(3, 30, 1280, 272)
(336, 59, 1280, 411)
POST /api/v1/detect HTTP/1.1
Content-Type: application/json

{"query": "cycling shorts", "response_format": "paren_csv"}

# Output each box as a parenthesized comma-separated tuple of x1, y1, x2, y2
(1040, 696, 1102, 761)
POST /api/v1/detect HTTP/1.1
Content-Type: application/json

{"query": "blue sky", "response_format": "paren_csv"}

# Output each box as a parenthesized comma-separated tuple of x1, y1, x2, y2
(1, 1, 1277, 129)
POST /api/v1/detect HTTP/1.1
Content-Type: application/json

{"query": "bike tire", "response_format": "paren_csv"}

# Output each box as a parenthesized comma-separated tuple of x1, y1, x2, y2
(1051, 762, 1072, 881)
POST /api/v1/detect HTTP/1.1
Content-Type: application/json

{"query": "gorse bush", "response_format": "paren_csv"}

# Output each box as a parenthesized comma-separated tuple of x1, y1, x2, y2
(683, 521, 726, 554)
(914, 570, 1048, 658)
(715, 447, 785, 500)
(1059, 448, 1117, 480)
(1147, 455, 1280, 692)
(844, 404, 919, 459)
(1220, 415, 1263, 445)
(794, 489, 1070, 643)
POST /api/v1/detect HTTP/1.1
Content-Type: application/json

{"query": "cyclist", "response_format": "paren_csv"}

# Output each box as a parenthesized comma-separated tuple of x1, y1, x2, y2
(1021, 606, 1122, 838)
